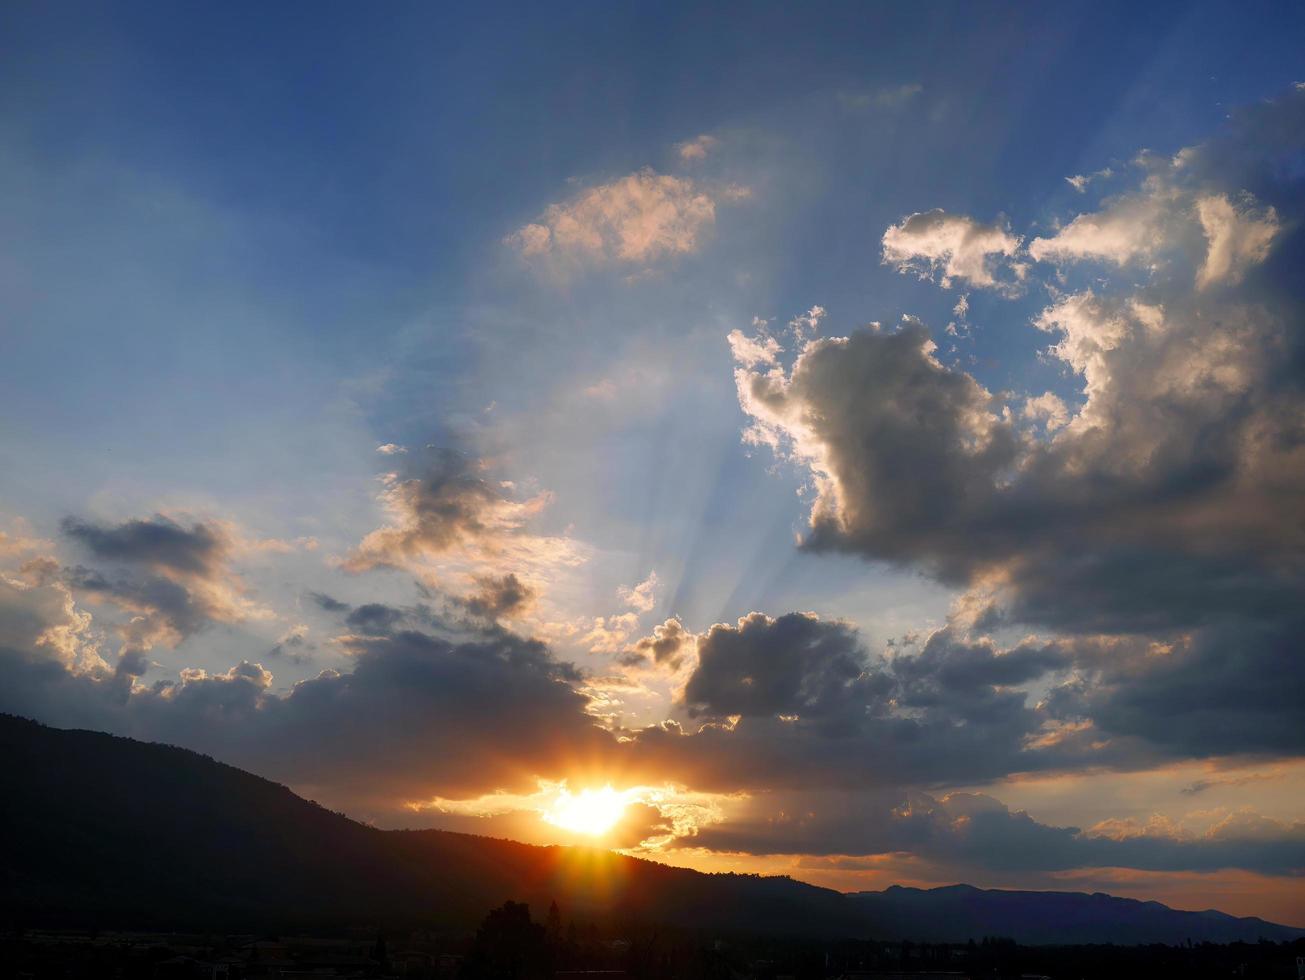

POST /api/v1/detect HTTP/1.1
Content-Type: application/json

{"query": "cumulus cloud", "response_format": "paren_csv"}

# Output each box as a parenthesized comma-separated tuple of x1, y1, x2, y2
(731, 86, 1305, 764)
(506, 169, 724, 265)
(619, 614, 1093, 797)
(0, 570, 103, 675)
(684, 612, 873, 720)
(882, 210, 1023, 289)
(59, 514, 269, 660)
(733, 319, 1021, 578)
(1031, 169, 1279, 289)
(622, 616, 693, 669)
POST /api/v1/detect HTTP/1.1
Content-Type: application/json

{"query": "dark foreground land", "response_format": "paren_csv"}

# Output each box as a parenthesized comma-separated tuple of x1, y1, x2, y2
(4, 909, 1305, 979)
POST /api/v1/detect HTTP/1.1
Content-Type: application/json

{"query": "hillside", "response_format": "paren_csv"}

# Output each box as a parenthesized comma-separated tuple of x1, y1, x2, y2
(0, 714, 852, 935)
(2, 715, 1300, 944)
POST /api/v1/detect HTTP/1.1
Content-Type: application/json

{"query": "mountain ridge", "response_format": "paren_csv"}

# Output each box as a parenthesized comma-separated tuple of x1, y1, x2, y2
(3, 714, 1300, 945)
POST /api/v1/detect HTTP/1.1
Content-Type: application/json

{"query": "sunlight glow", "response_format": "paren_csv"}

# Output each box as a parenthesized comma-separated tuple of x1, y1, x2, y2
(542, 785, 631, 837)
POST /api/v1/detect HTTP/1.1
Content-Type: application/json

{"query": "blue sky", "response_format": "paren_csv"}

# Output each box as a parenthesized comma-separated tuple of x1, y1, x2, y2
(3, 2, 1304, 922)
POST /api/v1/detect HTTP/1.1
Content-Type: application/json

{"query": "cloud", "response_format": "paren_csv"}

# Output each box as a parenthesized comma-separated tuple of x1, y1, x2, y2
(458, 572, 537, 621)
(308, 591, 350, 613)
(268, 623, 314, 664)
(682, 789, 1305, 878)
(1194, 193, 1280, 289)
(344, 449, 582, 585)
(733, 319, 1021, 579)
(61, 515, 225, 578)
(0, 569, 103, 675)
(882, 210, 1023, 289)
(726, 329, 783, 369)
(677, 134, 718, 161)
(731, 86, 1305, 764)
(684, 612, 874, 721)
(345, 602, 408, 634)
(1031, 169, 1279, 289)
(59, 514, 269, 660)
(617, 571, 659, 613)
(506, 168, 722, 265)
(1065, 167, 1114, 193)
(622, 616, 693, 669)
(1021, 391, 1069, 432)
(622, 614, 1089, 796)
(1028, 181, 1179, 268)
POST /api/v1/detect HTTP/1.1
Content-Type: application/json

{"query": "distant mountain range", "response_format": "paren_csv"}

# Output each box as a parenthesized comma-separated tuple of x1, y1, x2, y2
(848, 884, 1302, 946)
(2, 714, 1300, 945)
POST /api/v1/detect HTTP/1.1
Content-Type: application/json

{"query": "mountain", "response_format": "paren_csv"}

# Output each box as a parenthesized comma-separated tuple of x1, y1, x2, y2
(0, 713, 853, 936)
(2, 715, 1301, 945)
(848, 883, 1303, 946)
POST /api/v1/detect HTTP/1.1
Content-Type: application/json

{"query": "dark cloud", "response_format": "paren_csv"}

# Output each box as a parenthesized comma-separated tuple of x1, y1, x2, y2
(61, 515, 225, 577)
(730, 88, 1305, 764)
(346, 602, 407, 634)
(457, 573, 536, 621)
(685, 789, 1305, 878)
(1064, 615, 1305, 760)
(65, 564, 212, 650)
(268, 627, 314, 665)
(684, 612, 882, 723)
(58, 514, 258, 661)
(308, 591, 350, 613)
(625, 614, 1086, 794)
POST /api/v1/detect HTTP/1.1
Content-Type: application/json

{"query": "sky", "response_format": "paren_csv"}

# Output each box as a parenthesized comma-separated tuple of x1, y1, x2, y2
(2, 0, 1304, 925)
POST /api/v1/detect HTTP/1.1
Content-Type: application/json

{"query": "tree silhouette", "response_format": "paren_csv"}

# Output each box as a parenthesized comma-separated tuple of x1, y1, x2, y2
(465, 901, 548, 979)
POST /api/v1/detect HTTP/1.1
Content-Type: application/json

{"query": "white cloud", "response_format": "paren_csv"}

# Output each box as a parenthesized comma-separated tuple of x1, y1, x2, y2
(1028, 183, 1177, 267)
(1065, 167, 1114, 193)
(677, 134, 718, 160)
(882, 210, 1022, 289)
(506, 169, 721, 265)
(1022, 391, 1070, 432)
(618, 571, 660, 613)
(727, 329, 783, 369)
(1194, 193, 1279, 289)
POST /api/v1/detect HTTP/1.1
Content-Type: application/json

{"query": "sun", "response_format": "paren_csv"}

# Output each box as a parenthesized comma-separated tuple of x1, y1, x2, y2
(541, 785, 630, 837)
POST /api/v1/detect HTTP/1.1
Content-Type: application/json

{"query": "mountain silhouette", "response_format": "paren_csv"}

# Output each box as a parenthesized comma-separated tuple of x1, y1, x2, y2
(2, 715, 1300, 944)
(848, 883, 1302, 945)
